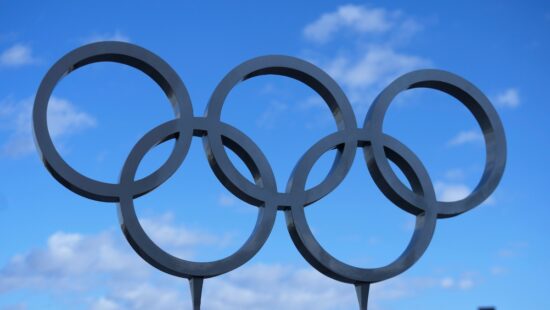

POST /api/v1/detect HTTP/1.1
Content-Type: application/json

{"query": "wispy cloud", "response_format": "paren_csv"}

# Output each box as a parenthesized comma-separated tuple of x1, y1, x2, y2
(0, 44, 37, 67)
(0, 97, 96, 158)
(326, 46, 428, 91)
(435, 181, 495, 205)
(140, 213, 233, 253)
(0, 213, 466, 309)
(447, 130, 483, 147)
(497, 241, 528, 258)
(435, 181, 471, 202)
(82, 30, 131, 44)
(494, 88, 520, 108)
(255, 5, 428, 129)
(0, 213, 230, 292)
(0, 217, 354, 309)
(439, 273, 478, 290)
(303, 5, 395, 43)
(302, 4, 429, 116)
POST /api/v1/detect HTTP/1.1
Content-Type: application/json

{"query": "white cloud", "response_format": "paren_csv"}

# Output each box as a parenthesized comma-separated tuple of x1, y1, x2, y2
(101, 283, 187, 310)
(435, 181, 495, 205)
(494, 88, 520, 108)
(439, 274, 477, 291)
(140, 213, 228, 250)
(204, 265, 356, 310)
(0, 230, 146, 293)
(0, 213, 228, 293)
(304, 5, 394, 43)
(0, 213, 458, 310)
(435, 181, 471, 202)
(302, 5, 429, 116)
(0, 218, 356, 309)
(447, 130, 483, 147)
(82, 31, 131, 44)
(327, 46, 428, 91)
(0, 44, 36, 67)
(0, 97, 96, 158)
(90, 298, 121, 310)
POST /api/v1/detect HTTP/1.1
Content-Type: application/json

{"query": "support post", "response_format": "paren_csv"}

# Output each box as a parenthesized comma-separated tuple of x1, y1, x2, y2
(355, 282, 370, 310)
(189, 277, 204, 310)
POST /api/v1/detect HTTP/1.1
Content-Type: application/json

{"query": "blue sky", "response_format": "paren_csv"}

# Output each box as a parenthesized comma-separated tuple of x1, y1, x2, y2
(0, 1, 549, 309)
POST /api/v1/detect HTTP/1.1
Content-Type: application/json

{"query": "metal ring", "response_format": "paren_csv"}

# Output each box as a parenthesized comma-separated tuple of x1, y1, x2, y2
(32, 41, 194, 202)
(33, 42, 507, 309)
(364, 69, 507, 218)
(286, 130, 438, 283)
(117, 117, 277, 278)
(203, 55, 358, 209)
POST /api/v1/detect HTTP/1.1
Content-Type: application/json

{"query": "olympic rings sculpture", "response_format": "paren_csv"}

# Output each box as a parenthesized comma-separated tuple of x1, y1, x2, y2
(33, 42, 506, 310)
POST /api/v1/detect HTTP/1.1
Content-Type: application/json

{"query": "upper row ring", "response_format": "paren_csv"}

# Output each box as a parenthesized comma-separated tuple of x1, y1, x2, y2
(33, 41, 506, 219)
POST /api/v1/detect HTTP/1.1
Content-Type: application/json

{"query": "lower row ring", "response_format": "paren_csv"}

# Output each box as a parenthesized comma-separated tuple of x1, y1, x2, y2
(116, 117, 439, 283)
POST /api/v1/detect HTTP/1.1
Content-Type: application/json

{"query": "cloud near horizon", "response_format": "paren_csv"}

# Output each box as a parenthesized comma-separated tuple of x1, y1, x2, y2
(0, 212, 473, 310)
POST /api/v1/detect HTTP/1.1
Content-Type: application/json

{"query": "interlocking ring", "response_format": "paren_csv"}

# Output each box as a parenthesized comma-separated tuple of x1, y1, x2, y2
(33, 41, 506, 309)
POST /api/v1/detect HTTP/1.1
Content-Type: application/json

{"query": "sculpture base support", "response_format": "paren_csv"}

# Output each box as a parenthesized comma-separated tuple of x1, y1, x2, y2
(189, 277, 204, 310)
(355, 282, 370, 310)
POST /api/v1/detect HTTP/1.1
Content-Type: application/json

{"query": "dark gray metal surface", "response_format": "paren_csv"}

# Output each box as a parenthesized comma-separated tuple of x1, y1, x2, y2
(33, 41, 507, 310)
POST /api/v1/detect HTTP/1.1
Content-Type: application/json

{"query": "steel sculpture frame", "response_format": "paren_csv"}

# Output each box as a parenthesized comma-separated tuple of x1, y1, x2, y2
(33, 42, 507, 310)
